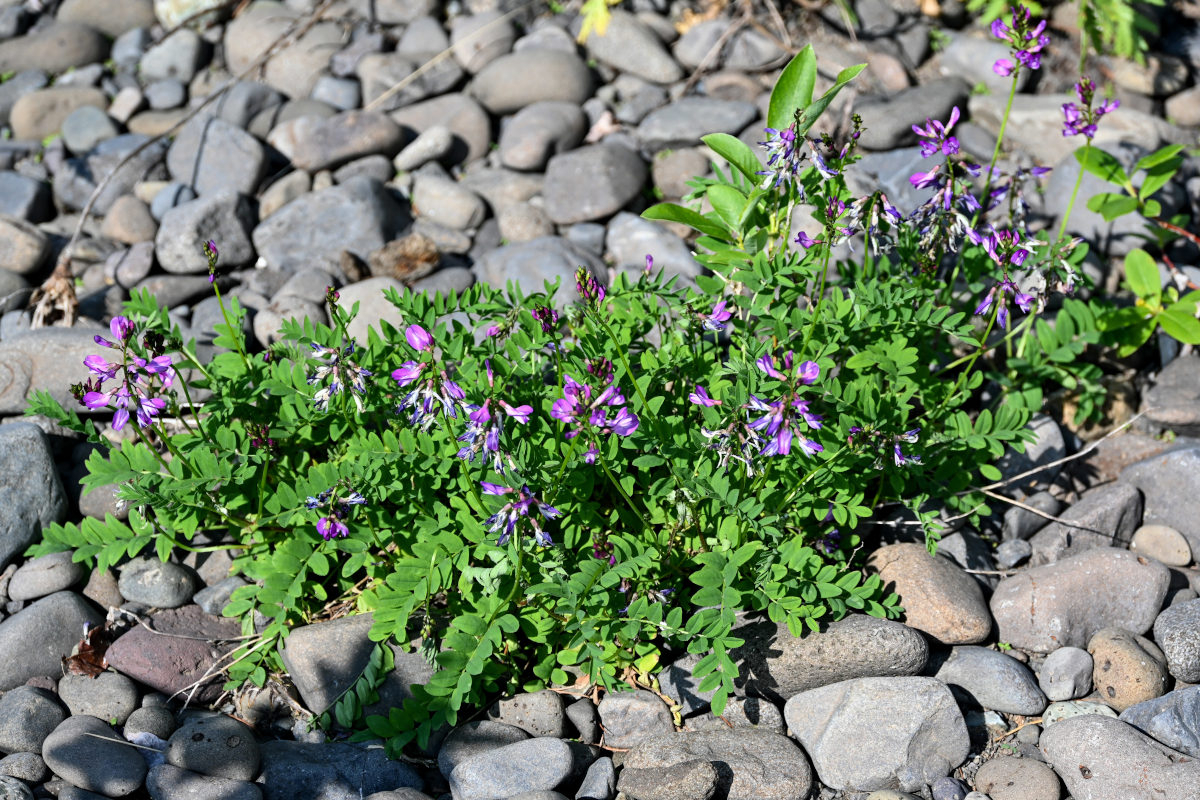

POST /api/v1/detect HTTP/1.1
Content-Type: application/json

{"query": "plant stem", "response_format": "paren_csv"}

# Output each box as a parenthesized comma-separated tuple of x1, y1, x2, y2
(937, 303, 1000, 413)
(1056, 140, 1090, 242)
(975, 71, 1020, 230)
(595, 443, 651, 533)
(213, 282, 252, 371)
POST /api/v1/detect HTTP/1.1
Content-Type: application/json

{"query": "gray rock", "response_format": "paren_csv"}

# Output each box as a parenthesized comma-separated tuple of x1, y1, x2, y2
(167, 116, 268, 197)
(470, 49, 594, 115)
(411, 174, 486, 230)
(60, 106, 120, 155)
(1129, 524, 1193, 567)
(257, 740, 422, 800)
(990, 547, 1170, 652)
(278, 613, 386, 715)
(971, 758, 1059, 800)
(156, 190, 256, 275)
(251, 295, 326, 348)
(1038, 646, 1093, 702)
(124, 705, 177, 741)
(132, 274, 222, 309)
(59, 0, 155, 37)
(1043, 699, 1120, 727)
(437, 720, 530, 779)
(544, 144, 646, 225)
(0, 217, 49, 277)
(461, 167, 543, 214)
(224, 2, 342, 99)
(393, 124, 454, 172)
(622, 728, 810, 800)
(147, 763, 263, 800)
(723, 27, 786, 71)
(636, 97, 758, 153)
(1153, 598, 1200, 682)
(167, 713, 260, 781)
(1121, 444, 1200, 559)
(995, 414, 1066, 498)
(596, 689, 673, 749)
(107, 241, 156, 289)
(995, 539, 1032, 569)
(583, 11, 682, 84)
(933, 646, 1048, 715)
(498, 101, 586, 172)
(111, 27, 151, 68)
(150, 181, 197, 222)
(565, 698, 598, 744)
(937, 33, 1030, 96)
(617, 758, 716, 800)
(0, 775, 32, 800)
(575, 756, 614, 800)
(1028, 482, 1143, 565)
(929, 775, 969, 800)
(0, 328, 113, 415)
(213, 82, 285, 131)
(140, 28, 206, 83)
(487, 691, 567, 738)
(252, 176, 407, 273)
(354, 52, 445, 112)
(11, 86, 107, 143)
(144, 79, 187, 110)
(0, 172, 52, 223)
(1039, 715, 1200, 799)
(117, 557, 198, 608)
(7, 551, 84, 601)
(0, 686, 67, 754)
(57, 672, 139, 726)
(268, 111, 405, 173)
(56, 133, 168, 215)
(0, 751, 47, 783)
(0, 23, 109, 75)
(0, 424, 67, 572)
(672, 18, 726, 70)
(606, 212, 700, 284)
(1002, 490, 1063, 541)
(683, 695, 785, 734)
(1119, 685, 1200, 757)
(0, 71, 48, 129)
(42, 715, 148, 796)
(474, 236, 602, 305)
(450, 11, 516, 73)
(783, 677, 970, 793)
(390, 93, 491, 165)
(310, 76, 361, 111)
(856, 79, 970, 151)
(448, 738, 574, 800)
(497, 201, 554, 243)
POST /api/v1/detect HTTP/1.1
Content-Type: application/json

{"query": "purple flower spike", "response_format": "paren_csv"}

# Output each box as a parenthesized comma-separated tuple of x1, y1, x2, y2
(688, 385, 722, 407)
(405, 324, 433, 351)
(481, 481, 511, 495)
(993, 58, 1014, 77)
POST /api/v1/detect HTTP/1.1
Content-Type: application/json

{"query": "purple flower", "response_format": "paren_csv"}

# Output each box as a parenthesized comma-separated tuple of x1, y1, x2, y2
(1062, 76, 1119, 140)
(688, 385, 722, 407)
(575, 267, 607, 308)
(316, 516, 349, 540)
(480, 483, 561, 546)
(991, 4, 1049, 75)
(457, 399, 532, 474)
(309, 341, 372, 413)
(794, 230, 821, 249)
(975, 276, 1035, 329)
(307, 485, 366, 540)
(912, 106, 961, 159)
(993, 58, 1015, 76)
(405, 324, 434, 352)
(698, 299, 732, 332)
(531, 305, 559, 334)
(94, 316, 136, 348)
(757, 124, 803, 189)
(84, 354, 120, 381)
(551, 373, 639, 444)
(644, 254, 654, 274)
(132, 354, 176, 389)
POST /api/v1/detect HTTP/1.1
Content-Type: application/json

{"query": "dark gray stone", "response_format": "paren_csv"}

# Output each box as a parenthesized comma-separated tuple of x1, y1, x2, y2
(622, 728, 811, 800)
(167, 116, 268, 197)
(856, 78, 971, 151)
(994, 414, 1067, 498)
(257, 740, 422, 800)
(1119, 685, 1200, 757)
(437, 720, 529, 779)
(617, 759, 716, 800)
(147, 763, 263, 800)
(56, 134, 168, 215)
(487, 691, 567, 738)
(636, 97, 758, 153)
(1028, 481, 1143, 565)
(1038, 646, 1093, 702)
(270, 110, 405, 173)
(0, 686, 67, 754)
(1002, 490, 1063, 541)
(117, 556, 198, 608)
(140, 28, 206, 83)
(995, 538, 1032, 569)
(61, 105, 120, 154)
(57, 671, 139, 725)
(498, 101, 586, 172)
(124, 705, 177, 741)
(0, 328, 110, 415)
(448, 738, 574, 800)
(193, 576, 247, 616)
(0, 751, 47, 782)
(932, 646, 1048, 715)
(1121, 444, 1200, 559)
(783, 677, 970, 793)
(278, 613, 379, 715)
(0, 172, 52, 222)
(42, 715, 148, 796)
(565, 698, 598, 744)
(0, 774, 32, 800)
(1153, 598, 1200, 682)
(390, 93, 492, 165)
(0, 424, 67, 572)
(575, 756, 614, 800)
(156, 190, 256, 274)
(252, 176, 407, 274)
(543, 144, 646, 225)
(7, 551, 84, 601)
(474, 236, 603, 305)
(214, 82, 286, 131)
(167, 713, 260, 781)
(683, 696, 784, 734)
(149, 181, 197, 222)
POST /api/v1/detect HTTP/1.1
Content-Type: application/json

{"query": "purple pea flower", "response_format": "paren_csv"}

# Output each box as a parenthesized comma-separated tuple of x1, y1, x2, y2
(93, 316, 136, 348)
(698, 299, 733, 332)
(480, 482, 561, 547)
(1062, 76, 1119, 140)
(456, 398, 533, 474)
(975, 276, 1035, 330)
(688, 385, 722, 407)
(991, 4, 1049, 75)
(307, 485, 366, 540)
(912, 106, 961, 159)
(794, 230, 822, 249)
(309, 341, 372, 413)
(405, 324, 434, 352)
(550, 373, 639, 444)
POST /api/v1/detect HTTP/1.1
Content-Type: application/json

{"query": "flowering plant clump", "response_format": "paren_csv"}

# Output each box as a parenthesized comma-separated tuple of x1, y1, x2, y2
(24, 35, 1199, 755)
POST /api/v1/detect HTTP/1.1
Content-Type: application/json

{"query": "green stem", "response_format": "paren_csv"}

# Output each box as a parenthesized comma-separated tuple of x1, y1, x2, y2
(175, 376, 218, 450)
(798, 246, 833, 358)
(1055, 140, 1090, 242)
(937, 303, 999, 413)
(212, 282, 251, 371)
(974, 71, 1020, 230)
(595, 441, 651, 533)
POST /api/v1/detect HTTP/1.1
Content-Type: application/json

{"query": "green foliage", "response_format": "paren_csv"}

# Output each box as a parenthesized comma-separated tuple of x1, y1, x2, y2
(1079, 0, 1162, 64)
(1098, 249, 1200, 356)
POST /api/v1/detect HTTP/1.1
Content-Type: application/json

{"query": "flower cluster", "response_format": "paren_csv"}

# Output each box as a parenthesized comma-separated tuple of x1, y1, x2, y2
(550, 372, 639, 462)
(1062, 76, 1119, 140)
(575, 267, 607, 308)
(695, 299, 732, 332)
(848, 426, 923, 468)
(305, 485, 366, 540)
(531, 305, 559, 334)
(203, 239, 218, 283)
(480, 482, 561, 546)
(75, 316, 175, 431)
(456, 397, 533, 474)
(991, 4, 1050, 76)
(308, 340, 372, 413)
(392, 324, 465, 431)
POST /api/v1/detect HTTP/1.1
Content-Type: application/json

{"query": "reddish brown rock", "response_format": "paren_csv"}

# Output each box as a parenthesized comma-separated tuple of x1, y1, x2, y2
(867, 543, 992, 644)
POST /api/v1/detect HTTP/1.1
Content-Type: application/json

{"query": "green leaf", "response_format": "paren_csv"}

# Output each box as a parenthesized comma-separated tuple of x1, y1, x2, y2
(1076, 146, 1129, 187)
(1159, 308, 1200, 344)
(1134, 144, 1183, 172)
(1086, 192, 1139, 222)
(701, 132, 763, 185)
(1123, 249, 1161, 300)
(767, 45, 817, 132)
(706, 185, 749, 230)
(796, 62, 867, 137)
(642, 202, 730, 240)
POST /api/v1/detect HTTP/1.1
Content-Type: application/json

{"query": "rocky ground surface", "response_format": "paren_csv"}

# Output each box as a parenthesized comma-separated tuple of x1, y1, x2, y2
(1, 0, 1200, 798)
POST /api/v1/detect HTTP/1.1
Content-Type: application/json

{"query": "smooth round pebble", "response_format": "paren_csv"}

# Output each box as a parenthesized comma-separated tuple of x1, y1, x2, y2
(117, 556, 198, 608)
(0, 775, 33, 800)
(1042, 699, 1118, 726)
(0, 686, 67, 754)
(0, 751, 48, 782)
(166, 714, 261, 781)
(6, 551, 85, 601)
(1130, 524, 1192, 566)
(1087, 627, 1169, 712)
(974, 756, 1061, 800)
(931, 775, 970, 800)
(1037, 646, 1093, 701)
(124, 705, 177, 740)
(866, 792, 919, 800)
(42, 715, 148, 796)
(58, 671, 140, 725)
